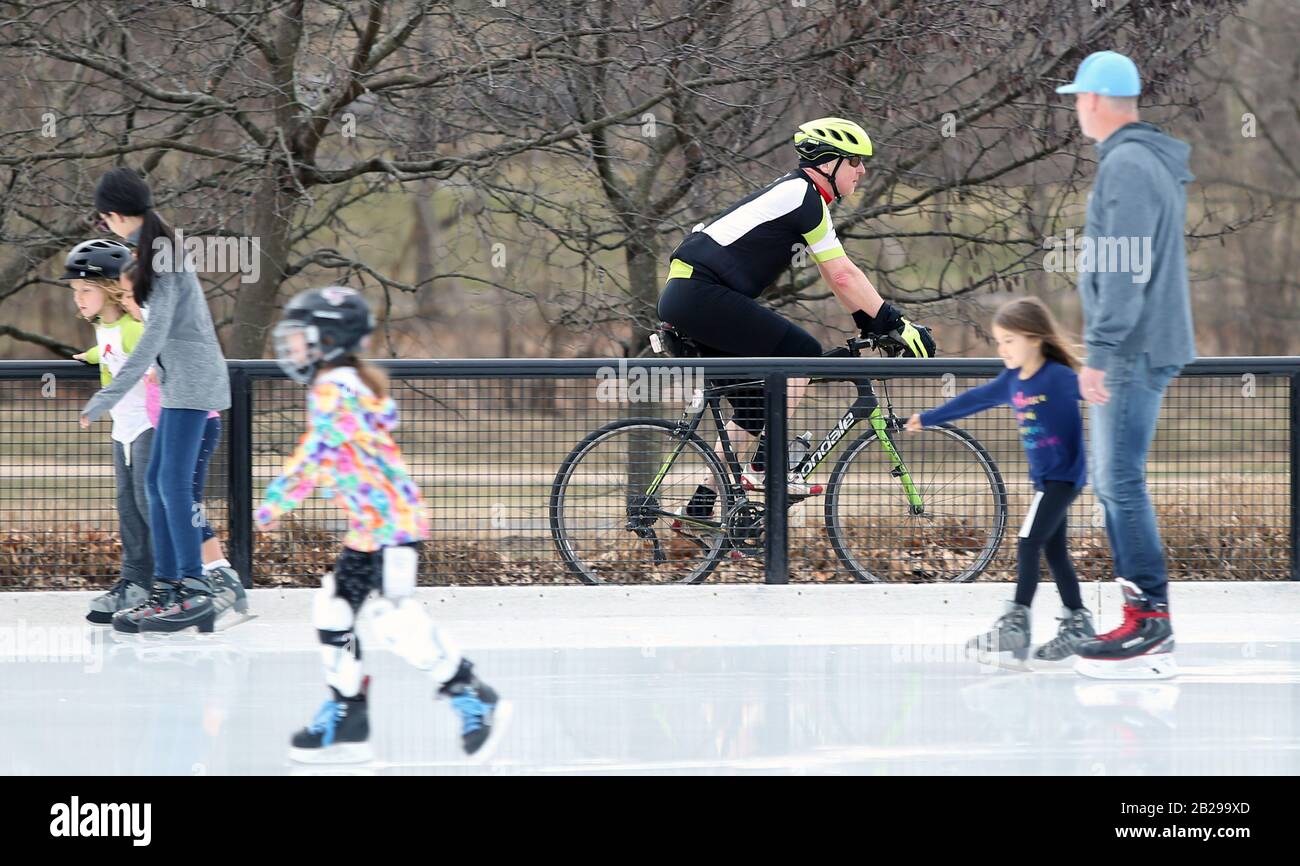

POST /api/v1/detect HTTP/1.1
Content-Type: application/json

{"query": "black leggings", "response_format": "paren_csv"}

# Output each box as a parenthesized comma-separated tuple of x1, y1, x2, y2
(331, 541, 422, 612)
(1015, 481, 1084, 610)
(658, 277, 822, 435)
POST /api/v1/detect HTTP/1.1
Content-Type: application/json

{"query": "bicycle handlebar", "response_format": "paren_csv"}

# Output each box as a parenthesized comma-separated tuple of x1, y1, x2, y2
(826, 333, 899, 358)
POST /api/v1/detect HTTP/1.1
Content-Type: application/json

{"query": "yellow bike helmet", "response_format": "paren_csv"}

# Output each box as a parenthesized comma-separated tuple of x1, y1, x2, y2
(793, 117, 873, 199)
(794, 117, 873, 163)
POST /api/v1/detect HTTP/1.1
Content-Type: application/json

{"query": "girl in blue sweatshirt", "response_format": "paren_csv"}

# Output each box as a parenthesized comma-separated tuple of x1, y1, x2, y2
(907, 298, 1094, 665)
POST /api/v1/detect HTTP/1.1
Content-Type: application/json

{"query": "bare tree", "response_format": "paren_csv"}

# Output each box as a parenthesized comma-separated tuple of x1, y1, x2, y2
(1182, 0, 1300, 355)
(460, 0, 1249, 356)
(0, 0, 682, 357)
(0, 0, 1261, 362)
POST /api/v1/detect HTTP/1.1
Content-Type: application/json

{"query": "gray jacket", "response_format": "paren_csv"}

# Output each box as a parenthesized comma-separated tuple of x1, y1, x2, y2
(81, 238, 231, 422)
(1078, 121, 1197, 373)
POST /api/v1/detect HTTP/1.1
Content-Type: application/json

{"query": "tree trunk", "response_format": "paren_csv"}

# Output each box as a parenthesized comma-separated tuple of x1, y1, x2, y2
(623, 229, 660, 359)
(412, 189, 438, 320)
(230, 175, 298, 359)
(499, 296, 514, 408)
(623, 228, 663, 493)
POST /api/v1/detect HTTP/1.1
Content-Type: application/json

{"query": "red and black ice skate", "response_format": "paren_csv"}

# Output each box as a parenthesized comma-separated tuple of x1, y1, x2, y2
(1074, 579, 1177, 680)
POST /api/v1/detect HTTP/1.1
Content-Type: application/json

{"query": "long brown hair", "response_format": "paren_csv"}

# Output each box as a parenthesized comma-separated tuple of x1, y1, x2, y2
(992, 297, 1081, 371)
(100, 275, 137, 316)
(317, 354, 389, 399)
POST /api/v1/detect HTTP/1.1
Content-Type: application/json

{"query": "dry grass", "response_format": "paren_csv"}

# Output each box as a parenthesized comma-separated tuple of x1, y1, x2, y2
(1, 478, 1290, 588)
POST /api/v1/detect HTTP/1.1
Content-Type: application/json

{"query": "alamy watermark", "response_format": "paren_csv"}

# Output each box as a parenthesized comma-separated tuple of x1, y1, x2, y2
(595, 359, 705, 405)
(888, 620, 1010, 675)
(0, 620, 105, 673)
(150, 230, 261, 284)
(1043, 228, 1152, 284)
(50, 796, 151, 846)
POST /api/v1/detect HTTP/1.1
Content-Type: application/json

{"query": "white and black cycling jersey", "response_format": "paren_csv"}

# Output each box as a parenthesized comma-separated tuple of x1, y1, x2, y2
(668, 170, 846, 298)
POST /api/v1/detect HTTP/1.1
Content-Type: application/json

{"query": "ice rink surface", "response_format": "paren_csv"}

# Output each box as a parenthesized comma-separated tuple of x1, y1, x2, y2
(2, 583, 1297, 776)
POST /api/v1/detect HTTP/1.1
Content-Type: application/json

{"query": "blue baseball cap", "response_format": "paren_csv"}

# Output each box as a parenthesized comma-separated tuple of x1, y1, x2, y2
(1055, 50, 1141, 97)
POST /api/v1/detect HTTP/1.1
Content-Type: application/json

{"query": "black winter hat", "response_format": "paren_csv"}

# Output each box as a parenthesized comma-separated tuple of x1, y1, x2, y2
(93, 167, 153, 217)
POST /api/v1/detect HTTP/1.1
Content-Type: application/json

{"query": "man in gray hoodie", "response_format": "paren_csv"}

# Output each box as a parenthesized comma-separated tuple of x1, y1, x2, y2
(1055, 51, 1196, 679)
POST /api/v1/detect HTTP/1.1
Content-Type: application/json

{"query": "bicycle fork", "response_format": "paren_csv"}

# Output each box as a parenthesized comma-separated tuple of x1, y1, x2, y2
(868, 408, 924, 514)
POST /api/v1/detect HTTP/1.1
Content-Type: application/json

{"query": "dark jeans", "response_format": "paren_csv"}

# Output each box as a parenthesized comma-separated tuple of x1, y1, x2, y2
(1089, 353, 1181, 604)
(112, 428, 155, 588)
(146, 408, 209, 581)
(193, 415, 221, 544)
(1014, 481, 1083, 610)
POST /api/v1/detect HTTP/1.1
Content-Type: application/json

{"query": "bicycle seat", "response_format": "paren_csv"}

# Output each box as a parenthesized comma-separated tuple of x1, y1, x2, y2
(651, 322, 702, 358)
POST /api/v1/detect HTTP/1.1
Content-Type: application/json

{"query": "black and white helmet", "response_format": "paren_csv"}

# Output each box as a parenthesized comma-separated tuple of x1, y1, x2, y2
(62, 238, 132, 281)
(272, 286, 376, 384)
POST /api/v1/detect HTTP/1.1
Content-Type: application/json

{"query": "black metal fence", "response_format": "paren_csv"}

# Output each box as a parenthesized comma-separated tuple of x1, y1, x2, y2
(1, 356, 1296, 587)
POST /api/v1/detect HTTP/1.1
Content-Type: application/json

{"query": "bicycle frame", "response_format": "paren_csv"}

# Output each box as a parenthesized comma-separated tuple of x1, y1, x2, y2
(791, 376, 922, 510)
(641, 371, 925, 530)
(638, 387, 746, 529)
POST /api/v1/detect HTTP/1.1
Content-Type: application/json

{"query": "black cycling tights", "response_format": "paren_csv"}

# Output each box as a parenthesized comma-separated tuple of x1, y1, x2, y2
(658, 277, 822, 438)
(658, 277, 822, 358)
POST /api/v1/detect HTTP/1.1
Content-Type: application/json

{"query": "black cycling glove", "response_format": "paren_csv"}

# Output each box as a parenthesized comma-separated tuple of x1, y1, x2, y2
(852, 303, 903, 337)
(851, 305, 937, 358)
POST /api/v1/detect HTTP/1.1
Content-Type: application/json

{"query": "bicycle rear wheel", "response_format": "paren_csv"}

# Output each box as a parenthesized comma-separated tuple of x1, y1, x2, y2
(824, 422, 1007, 582)
(550, 419, 731, 584)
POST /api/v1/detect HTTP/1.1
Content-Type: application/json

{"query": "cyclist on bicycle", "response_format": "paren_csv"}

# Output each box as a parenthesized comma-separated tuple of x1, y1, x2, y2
(657, 116, 936, 516)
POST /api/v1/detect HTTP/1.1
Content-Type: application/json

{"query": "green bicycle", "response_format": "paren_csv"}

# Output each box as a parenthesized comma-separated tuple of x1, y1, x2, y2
(550, 332, 1008, 584)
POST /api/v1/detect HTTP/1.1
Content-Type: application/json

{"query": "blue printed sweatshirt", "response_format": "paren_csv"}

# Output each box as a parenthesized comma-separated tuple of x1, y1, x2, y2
(919, 360, 1086, 490)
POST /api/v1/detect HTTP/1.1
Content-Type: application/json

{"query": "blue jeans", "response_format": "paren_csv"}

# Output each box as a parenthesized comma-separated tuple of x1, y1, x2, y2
(146, 408, 209, 581)
(1089, 353, 1181, 604)
(193, 415, 222, 544)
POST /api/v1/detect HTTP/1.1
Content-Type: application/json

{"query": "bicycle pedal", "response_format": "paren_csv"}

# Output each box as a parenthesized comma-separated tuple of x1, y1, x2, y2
(794, 484, 825, 498)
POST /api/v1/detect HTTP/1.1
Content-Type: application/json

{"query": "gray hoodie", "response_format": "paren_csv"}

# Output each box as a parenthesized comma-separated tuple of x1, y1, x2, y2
(1078, 121, 1197, 373)
(81, 232, 231, 422)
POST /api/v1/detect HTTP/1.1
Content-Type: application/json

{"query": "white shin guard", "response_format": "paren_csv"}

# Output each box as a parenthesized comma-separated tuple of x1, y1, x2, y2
(367, 596, 461, 684)
(320, 642, 364, 696)
(314, 573, 364, 696)
(313, 573, 357, 632)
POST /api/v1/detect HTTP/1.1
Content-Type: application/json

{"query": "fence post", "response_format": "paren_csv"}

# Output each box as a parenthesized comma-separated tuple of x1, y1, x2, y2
(764, 372, 789, 585)
(227, 366, 254, 587)
(1292, 373, 1299, 580)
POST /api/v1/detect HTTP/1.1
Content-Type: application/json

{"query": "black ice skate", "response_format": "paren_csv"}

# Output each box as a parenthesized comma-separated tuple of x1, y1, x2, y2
(1033, 606, 1095, 665)
(967, 602, 1032, 667)
(138, 576, 216, 634)
(289, 681, 374, 764)
(1074, 579, 1176, 680)
(439, 660, 512, 760)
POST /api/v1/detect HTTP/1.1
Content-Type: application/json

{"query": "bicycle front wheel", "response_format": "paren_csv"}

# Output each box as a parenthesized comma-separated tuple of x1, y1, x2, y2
(550, 419, 731, 585)
(824, 422, 1007, 583)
